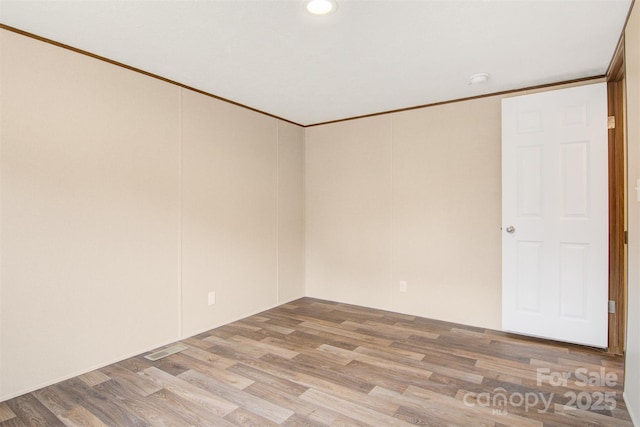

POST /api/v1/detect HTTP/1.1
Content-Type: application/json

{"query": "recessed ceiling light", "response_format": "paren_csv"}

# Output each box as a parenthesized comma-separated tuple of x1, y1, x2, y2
(306, 0, 337, 15)
(469, 72, 490, 85)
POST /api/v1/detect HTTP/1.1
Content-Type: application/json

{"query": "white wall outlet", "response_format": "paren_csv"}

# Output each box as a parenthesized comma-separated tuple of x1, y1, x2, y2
(208, 291, 216, 306)
(399, 281, 407, 293)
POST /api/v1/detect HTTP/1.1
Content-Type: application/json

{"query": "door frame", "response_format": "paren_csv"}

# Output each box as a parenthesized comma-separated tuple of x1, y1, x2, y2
(606, 35, 626, 354)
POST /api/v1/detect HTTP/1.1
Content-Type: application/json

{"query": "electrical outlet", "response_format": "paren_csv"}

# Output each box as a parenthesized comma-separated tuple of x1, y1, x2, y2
(399, 281, 408, 293)
(208, 291, 216, 306)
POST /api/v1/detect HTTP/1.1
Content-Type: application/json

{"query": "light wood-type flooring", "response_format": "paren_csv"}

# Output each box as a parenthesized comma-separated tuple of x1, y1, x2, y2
(0, 298, 633, 426)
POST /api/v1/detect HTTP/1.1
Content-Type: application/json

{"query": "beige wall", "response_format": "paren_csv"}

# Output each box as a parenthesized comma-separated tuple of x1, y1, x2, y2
(391, 100, 502, 327)
(0, 28, 182, 400)
(0, 29, 305, 400)
(180, 90, 278, 337)
(277, 122, 305, 304)
(624, 1, 640, 423)
(305, 98, 502, 328)
(305, 81, 611, 330)
(305, 117, 393, 310)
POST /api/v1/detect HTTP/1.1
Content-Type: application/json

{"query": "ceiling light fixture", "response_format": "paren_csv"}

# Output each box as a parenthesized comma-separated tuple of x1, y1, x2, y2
(469, 72, 490, 85)
(306, 0, 337, 15)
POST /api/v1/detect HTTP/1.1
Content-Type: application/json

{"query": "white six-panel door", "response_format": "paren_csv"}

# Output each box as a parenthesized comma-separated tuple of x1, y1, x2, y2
(502, 83, 608, 348)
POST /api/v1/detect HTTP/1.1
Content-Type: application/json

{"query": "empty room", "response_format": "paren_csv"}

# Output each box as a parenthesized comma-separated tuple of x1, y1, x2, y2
(0, 0, 639, 425)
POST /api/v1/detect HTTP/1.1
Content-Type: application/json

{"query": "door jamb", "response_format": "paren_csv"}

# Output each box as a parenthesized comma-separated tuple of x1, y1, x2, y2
(606, 35, 626, 354)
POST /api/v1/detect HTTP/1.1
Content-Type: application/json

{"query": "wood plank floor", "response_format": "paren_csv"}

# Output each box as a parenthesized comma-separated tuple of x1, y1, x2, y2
(0, 298, 633, 426)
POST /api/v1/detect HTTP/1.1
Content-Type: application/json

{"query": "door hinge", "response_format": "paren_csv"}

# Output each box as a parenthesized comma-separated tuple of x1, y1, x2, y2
(608, 116, 616, 129)
(609, 300, 616, 314)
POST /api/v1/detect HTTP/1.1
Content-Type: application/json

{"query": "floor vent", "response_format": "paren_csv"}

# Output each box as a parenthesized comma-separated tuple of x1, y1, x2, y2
(144, 344, 188, 361)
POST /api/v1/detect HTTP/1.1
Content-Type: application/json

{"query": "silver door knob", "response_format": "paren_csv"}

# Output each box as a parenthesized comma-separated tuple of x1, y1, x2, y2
(506, 226, 515, 234)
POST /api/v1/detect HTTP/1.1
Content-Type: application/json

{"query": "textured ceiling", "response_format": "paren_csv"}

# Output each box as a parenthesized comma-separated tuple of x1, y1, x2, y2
(0, 0, 633, 126)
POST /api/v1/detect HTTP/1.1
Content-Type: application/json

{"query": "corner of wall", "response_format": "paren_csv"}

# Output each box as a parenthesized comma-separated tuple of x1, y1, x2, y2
(276, 120, 305, 304)
(624, 0, 640, 423)
(0, 28, 4, 397)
